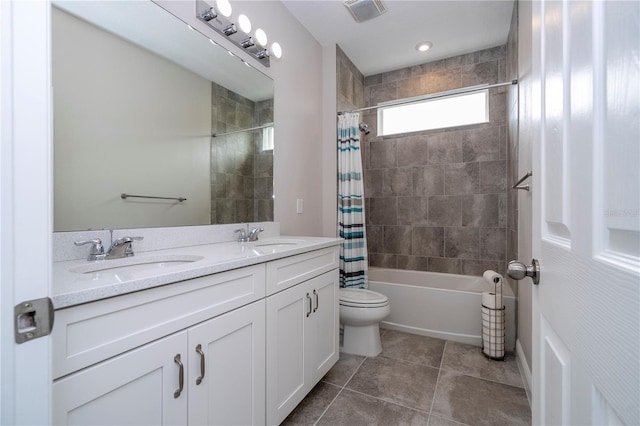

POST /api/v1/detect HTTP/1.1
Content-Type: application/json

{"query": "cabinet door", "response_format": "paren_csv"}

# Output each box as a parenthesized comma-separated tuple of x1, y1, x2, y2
(53, 332, 188, 426)
(265, 280, 314, 425)
(308, 270, 339, 382)
(188, 300, 266, 426)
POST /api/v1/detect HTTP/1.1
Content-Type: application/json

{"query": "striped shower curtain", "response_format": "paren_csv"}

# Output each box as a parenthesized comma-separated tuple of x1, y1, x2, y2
(337, 113, 368, 289)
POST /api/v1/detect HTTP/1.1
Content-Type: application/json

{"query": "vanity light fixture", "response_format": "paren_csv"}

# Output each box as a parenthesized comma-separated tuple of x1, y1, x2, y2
(238, 14, 251, 34)
(196, 0, 271, 67)
(223, 23, 237, 36)
(199, 7, 217, 22)
(415, 41, 433, 52)
(216, 0, 232, 18)
(240, 37, 254, 49)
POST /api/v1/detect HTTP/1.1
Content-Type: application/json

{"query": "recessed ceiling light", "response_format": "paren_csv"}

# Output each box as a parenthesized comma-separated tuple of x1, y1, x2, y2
(415, 41, 433, 52)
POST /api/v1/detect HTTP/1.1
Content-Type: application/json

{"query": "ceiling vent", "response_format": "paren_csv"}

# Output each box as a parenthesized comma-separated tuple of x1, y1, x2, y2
(343, 0, 387, 23)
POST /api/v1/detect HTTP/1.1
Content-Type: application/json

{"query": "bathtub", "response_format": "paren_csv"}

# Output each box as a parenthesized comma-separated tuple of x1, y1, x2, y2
(368, 267, 516, 351)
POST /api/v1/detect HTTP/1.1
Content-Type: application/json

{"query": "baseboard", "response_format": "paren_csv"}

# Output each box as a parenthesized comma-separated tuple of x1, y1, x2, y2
(516, 338, 532, 406)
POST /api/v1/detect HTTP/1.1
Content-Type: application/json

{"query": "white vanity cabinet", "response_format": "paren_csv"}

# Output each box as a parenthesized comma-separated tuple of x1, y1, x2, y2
(53, 300, 265, 426)
(52, 264, 266, 426)
(53, 330, 189, 425)
(187, 299, 265, 425)
(52, 243, 340, 426)
(265, 248, 340, 425)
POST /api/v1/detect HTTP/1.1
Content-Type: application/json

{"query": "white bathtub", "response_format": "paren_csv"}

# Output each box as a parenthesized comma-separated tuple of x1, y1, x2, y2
(368, 267, 516, 351)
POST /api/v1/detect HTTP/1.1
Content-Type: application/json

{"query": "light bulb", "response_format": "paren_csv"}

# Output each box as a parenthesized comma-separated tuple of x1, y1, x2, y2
(238, 14, 251, 34)
(269, 42, 282, 59)
(254, 28, 267, 47)
(216, 0, 232, 18)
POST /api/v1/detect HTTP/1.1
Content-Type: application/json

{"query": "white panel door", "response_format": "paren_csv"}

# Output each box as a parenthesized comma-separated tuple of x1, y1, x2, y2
(52, 332, 188, 425)
(531, 1, 639, 424)
(188, 300, 266, 425)
(0, 0, 53, 424)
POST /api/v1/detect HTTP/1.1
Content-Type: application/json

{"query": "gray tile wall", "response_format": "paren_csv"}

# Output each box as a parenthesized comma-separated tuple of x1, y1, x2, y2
(211, 82, 274, 224)
(362, 45, 510, 277)
(254, 99, 274, 222)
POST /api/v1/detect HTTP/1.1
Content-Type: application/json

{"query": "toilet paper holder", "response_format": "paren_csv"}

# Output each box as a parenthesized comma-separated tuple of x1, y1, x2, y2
(481, 272, 505, 361)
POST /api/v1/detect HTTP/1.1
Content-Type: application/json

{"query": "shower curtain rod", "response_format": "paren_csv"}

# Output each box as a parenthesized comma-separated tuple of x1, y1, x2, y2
(337, 80, 518, 115)
(212, 123, 273, 138)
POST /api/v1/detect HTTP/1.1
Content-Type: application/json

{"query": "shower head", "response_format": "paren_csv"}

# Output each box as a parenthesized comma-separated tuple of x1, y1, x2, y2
(359, 122, 370, 135)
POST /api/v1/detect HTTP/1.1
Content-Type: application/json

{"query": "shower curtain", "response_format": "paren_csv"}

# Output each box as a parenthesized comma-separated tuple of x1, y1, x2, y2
(337, 112, 368, 289)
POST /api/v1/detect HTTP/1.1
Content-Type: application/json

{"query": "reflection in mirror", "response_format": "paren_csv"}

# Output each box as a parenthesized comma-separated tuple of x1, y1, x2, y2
(52, 1, 274, 232)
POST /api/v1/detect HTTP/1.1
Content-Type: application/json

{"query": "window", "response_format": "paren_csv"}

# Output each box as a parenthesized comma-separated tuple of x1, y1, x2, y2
(261, 126, 274, 151)
(377, 90, 489, 136)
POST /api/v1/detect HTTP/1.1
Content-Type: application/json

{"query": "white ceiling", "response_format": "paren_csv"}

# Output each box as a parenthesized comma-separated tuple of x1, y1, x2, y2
(282, 0, 515, 76)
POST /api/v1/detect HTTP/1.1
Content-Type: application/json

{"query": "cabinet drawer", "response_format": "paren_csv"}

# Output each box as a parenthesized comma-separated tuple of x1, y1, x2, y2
(266, 246, 339, 296)
(53, 264, 265, 379)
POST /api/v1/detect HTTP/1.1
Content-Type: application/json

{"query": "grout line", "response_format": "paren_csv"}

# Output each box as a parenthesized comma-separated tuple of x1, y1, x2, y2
(314, 355, 368, 425)
(439, 365, 525, 389)
(313, 386, 343, 426)
(427, 340, 447, 418)
(342, 387, 431, 415)
(377, 353, 443, 370)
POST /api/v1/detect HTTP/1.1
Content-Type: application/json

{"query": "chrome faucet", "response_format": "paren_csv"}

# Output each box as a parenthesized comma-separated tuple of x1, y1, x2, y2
(106, 236, 144, 259)
(234, 225, 264, 242)
(74, 238, 106, 261)
(248, 227, 264, 241)
(234, 227, 250, 242)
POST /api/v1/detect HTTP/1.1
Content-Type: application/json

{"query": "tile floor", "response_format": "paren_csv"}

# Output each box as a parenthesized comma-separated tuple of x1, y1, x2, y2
(282, 329, 531, 426)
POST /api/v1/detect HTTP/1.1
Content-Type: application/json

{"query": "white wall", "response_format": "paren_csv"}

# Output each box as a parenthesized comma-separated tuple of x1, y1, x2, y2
(232, 2, 326, 236)
(53, 8, 211, 231)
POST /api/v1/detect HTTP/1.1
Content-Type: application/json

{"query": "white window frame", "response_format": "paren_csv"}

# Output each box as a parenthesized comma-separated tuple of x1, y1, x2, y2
(377, 88, 490, 137)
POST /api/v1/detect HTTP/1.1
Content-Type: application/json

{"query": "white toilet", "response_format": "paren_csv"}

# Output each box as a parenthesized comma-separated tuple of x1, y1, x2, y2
(339, 288, 390, 357)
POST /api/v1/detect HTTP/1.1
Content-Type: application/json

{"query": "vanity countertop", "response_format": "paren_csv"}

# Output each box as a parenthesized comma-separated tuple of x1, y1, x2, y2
(53, 236, 342, 309)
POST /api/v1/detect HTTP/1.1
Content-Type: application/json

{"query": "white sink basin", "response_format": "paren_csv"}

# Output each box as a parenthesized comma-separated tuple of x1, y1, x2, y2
(251, 239, 302, 254)
(69, 254, 204, 275)
(254, 241, 299, 248)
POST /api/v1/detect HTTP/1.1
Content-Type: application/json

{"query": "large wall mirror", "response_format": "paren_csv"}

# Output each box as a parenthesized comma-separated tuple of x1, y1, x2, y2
(52, 0, 274, 232)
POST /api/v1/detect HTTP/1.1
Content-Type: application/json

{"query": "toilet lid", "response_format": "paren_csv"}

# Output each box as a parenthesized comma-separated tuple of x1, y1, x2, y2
(339, 288, 389, 305)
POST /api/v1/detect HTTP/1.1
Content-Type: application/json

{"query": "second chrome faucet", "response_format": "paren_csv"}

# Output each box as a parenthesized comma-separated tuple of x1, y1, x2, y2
(234, 225, 264, 242)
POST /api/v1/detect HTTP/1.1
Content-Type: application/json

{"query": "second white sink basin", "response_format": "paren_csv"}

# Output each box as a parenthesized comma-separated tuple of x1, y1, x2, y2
(69, 254, 204, 275)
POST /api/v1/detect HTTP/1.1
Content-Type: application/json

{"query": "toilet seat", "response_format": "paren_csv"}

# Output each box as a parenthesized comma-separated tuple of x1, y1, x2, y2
(339, 288, 389, 308)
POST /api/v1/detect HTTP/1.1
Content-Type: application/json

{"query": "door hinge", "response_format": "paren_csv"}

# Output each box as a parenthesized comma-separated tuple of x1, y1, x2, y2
(14, 297, 54, 344)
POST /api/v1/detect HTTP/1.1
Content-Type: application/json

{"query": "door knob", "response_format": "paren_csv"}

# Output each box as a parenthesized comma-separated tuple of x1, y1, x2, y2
(507, 259, 540, 285)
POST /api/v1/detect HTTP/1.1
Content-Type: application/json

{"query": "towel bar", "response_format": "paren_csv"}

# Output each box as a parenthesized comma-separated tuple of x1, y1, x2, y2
(121, 193, 186, 202)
